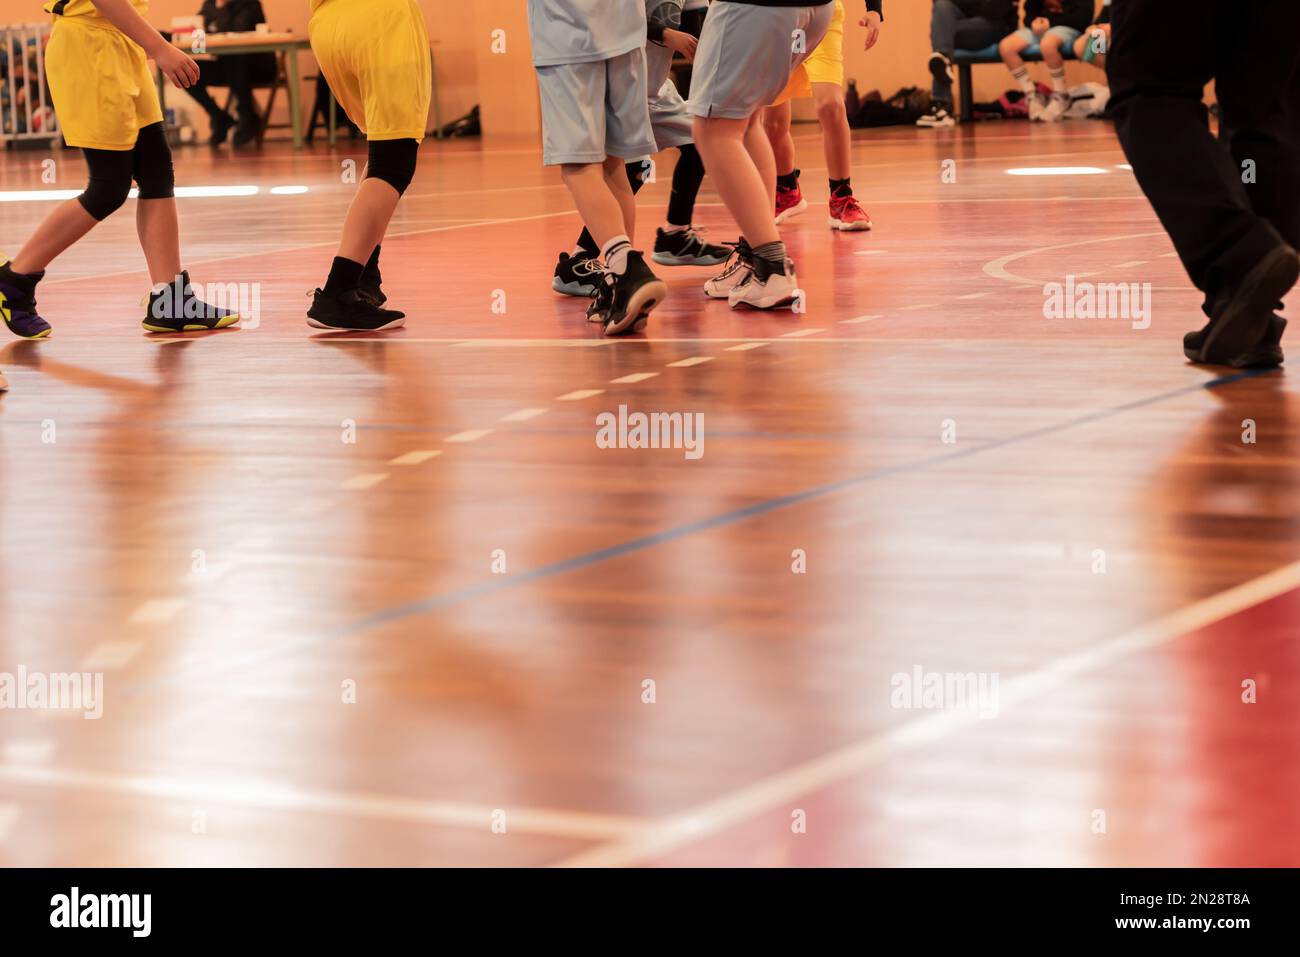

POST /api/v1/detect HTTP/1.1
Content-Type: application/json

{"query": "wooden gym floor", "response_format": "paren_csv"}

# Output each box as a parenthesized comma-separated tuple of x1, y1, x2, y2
(1, 121, 1298, 867)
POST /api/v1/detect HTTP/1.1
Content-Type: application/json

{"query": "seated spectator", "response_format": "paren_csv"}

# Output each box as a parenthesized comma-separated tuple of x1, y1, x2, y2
(919, 0, 1020, 129)
(1073, 0, 1111, 73)
(999, 0, 1094, 122)
(185, 0, 277, 147)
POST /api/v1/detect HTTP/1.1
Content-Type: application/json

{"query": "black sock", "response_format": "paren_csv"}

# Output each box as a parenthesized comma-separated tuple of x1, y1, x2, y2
(830, 178, 852, 198)
(777, 169, 800, 191)
(667, 143, 706, 228)
(324, 256, 365, 296)
(362, 245, 382, 285)
(751, 240, 788, 279)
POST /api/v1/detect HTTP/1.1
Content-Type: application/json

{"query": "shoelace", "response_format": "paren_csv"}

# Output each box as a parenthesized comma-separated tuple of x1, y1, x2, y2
(713, 242, 751, 281)
(574, 257, 604, 278)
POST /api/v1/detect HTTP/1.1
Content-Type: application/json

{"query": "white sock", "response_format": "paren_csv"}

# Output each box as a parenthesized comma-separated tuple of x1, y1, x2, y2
(1012, 66, 1034, 96)
(602, 235, 632, 275)
(1050, 66, 1067, 95)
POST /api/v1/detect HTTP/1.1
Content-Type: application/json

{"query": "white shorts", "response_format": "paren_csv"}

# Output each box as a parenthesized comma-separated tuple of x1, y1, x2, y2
(536, 47, 658, 165)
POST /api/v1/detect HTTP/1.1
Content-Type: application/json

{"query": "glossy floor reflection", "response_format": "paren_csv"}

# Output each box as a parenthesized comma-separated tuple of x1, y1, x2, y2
(1, 122, 1298, 866)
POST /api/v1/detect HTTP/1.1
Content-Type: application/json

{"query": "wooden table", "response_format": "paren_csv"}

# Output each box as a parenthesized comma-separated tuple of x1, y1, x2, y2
(158, 31, 310, 149)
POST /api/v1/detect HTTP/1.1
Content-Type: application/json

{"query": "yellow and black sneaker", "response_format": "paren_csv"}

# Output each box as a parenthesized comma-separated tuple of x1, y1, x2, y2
(0, 260, 52, 339)
(142, 271, 242, 333)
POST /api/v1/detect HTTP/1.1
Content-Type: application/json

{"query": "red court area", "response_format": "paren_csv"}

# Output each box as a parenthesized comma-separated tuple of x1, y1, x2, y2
(1, 122, 1298, 866)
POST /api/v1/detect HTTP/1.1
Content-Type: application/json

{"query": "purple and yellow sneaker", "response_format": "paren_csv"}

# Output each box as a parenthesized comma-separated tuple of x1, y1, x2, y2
(0, 260, 52, 339)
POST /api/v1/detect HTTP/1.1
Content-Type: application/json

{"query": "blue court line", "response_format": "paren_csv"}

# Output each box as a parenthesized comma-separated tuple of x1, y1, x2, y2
(123, 368, 1273, 695)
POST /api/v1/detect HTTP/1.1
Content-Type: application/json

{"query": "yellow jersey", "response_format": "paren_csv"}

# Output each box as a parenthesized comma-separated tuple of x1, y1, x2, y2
(44, 1, 148, 20)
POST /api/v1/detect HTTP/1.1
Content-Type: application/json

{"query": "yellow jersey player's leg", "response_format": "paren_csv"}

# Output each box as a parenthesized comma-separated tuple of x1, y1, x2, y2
(306, 0, 432, 332)
(1, 0, 241, 338)
(760, 0, 882, 232)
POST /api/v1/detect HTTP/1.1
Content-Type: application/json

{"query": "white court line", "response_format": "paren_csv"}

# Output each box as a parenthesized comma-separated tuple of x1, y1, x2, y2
(453, 339, 612, 348)
(898, 303, 941, 312)
(610, 373, 660, 384)
(0, 805, 18, 843)
(444, 429, 494, 444)
(554, 559, 1300, 867)
(666, 356, 715, 367)
(982, 231, 1194, 291)
(556, 389, 605, 401)
(339, 473, 389, 491)
(2, 740, 56, 765)
(839, 315, 882, 325)
(498, 408, 549, 423)
(0, 764, 652, 842)
(82, 641, 144, 671)
(128, 599, 186, 625)
(779, 329, 824, 338)
(724, 342, 769, 351)
(389, 450, 442, 466)
(854, 250, 889, 256)
(955, 291, 993, 300)
(42, 209, 586, 289)
(1113, 261, 1149, 269)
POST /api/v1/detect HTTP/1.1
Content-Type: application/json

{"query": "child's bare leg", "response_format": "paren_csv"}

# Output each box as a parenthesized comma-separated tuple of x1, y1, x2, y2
(560, 160, 629, 249)
(1000, 33, 1038, 100)
(10, 201, 97, 275)
(337, 172, 401, 265)
(694, 114, 780, 247)
(603, 155, 637, 242)
(999, 32, 1030, 71)
(761, 101, 797, 176)
(136, 198, 183, 284)
(813, 82, 852, 181)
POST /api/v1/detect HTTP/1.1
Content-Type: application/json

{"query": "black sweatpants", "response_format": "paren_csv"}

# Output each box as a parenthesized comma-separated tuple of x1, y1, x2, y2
(1108, 0, 1300, 309)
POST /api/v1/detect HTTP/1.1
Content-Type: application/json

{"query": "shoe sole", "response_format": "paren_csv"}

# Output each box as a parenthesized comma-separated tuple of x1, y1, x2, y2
(729, 286, 799, 310)
(652, 251, 730, 267)
(928, 55, 952, 82)
(552, 277, 598, 297)
(142, 314, 241, 334)
(1195, 247, 1299, 365)
(775, 198, 808, 225)
(828, 217, 872, 232)
(605, 279, 667, 336)
(916, 119, 956, 128)
(306, 315, 406, 331)
(4, 327, 51, 339)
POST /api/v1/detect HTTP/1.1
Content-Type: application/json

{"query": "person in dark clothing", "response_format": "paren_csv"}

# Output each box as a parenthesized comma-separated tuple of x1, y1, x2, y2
(918, 0, 1020, 128)
(184, 0, 277, 147)
(1109, 0, 1300, 368)
(1000, 0, 1094, 122)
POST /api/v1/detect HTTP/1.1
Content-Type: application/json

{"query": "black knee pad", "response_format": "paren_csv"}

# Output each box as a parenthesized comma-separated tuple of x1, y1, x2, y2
(366, 139, 419, 195)
(78, 148, 134, 221)
(132, 122, 175, 200)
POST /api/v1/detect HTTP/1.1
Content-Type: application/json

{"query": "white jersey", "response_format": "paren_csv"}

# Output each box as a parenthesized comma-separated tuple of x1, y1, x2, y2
(528, 0, 647, 67)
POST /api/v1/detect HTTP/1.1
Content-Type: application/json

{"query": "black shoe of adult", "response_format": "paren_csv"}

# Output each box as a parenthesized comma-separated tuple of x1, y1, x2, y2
(1184, 245, 1299, 366)
(209, 112, 235, 146)
(1185, 314, 1286, 369)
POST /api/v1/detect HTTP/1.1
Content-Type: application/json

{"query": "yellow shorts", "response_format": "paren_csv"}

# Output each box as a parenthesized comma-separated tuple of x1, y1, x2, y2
(46, 18, 163, 151)
(309, 0, 432, 142)
(772, 0, 845, 106)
